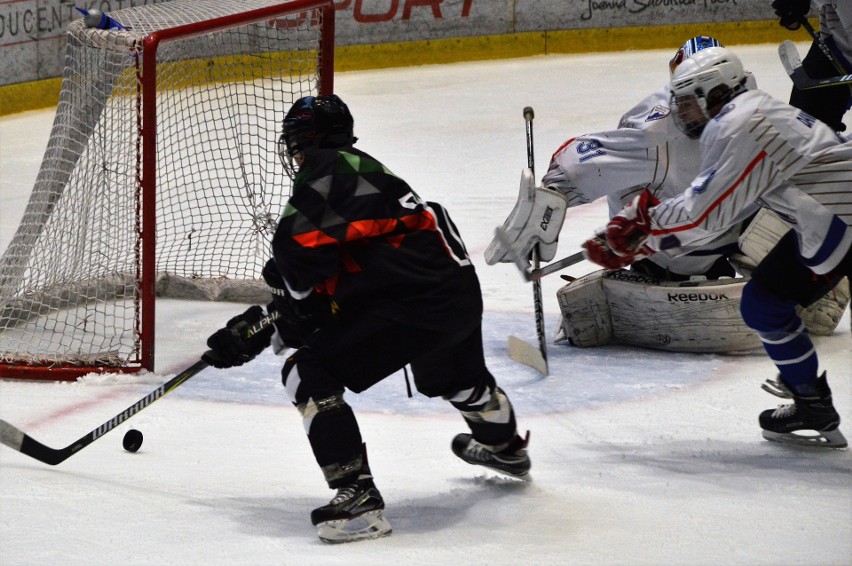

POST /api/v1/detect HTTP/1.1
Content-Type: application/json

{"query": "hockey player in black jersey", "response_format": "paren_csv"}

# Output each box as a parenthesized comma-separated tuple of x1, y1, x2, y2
(202, 94, 530, 543)
(772, 0, 852, 132)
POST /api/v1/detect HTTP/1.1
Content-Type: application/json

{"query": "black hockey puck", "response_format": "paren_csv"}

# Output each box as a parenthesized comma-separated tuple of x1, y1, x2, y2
(123, 429, 143, 453)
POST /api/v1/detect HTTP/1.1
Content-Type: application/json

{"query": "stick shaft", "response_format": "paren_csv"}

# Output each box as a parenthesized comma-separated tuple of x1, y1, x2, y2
(0, 310, 280, 466)
(0, 360, 207, 465)
(523, 106, 548, 374)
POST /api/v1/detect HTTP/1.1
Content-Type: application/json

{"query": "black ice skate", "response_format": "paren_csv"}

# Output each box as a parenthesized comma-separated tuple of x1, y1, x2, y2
(311, 478, 392, 543)
(452, 431, 531, 479)
(759, 372, 847, 449)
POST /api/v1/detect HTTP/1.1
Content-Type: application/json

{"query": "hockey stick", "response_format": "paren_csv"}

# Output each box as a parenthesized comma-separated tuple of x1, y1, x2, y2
(523, 106, 549, 376)
(798, 16, 849, 76)
(494, 226, 585, 281)
(778, 15, 852, 92)
(778, 40, 852, 89)
(0, 310, 280, 466)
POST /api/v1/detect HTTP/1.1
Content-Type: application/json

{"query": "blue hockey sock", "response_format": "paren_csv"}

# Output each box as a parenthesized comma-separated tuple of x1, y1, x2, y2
(741, 280, 819, 394)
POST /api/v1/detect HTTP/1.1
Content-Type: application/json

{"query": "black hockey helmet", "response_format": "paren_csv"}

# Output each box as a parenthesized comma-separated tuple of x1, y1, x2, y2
(278, 94, 356, 162)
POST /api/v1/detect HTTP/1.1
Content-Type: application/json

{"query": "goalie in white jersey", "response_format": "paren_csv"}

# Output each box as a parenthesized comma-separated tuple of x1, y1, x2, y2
(486, 36, 743, 281)
(584, 47, 850, 448)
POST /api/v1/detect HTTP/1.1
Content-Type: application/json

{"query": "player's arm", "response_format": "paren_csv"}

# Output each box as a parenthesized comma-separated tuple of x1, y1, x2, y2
(485, 129, 658, 265)
(582, 119, 777, 269)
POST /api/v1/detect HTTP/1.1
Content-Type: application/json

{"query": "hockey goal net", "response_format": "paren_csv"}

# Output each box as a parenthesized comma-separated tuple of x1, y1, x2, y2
(0, 0, 334, 380)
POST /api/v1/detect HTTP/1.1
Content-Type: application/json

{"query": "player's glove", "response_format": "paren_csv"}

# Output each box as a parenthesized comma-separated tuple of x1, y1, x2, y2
(582, 232, 640, 270)
(582, 189, 659, 270)
(771, 0, 810, 31)
(202, 305, 274, 368)
(262, 258, 338, 349)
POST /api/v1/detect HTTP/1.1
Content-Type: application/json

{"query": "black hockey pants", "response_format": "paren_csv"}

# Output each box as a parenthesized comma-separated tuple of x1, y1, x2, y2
(280, 309, 516, 488)
(789, 39, 852, 132)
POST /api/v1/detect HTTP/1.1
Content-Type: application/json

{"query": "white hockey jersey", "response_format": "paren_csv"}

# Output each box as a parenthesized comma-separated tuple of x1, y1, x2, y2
(541, 86, 739, 275)
(648, 89, 852, 275)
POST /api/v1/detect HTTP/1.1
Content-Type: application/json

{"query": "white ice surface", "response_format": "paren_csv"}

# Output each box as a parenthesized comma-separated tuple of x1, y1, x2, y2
(1, 43, 850, 566)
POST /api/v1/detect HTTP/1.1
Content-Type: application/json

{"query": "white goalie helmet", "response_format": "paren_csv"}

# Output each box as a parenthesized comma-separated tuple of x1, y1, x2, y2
(669, 46, 748, 139)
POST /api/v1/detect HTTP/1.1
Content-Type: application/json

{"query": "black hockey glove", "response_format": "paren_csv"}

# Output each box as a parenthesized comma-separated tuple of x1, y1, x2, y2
(771, 0, 810, 31)
(262, 258, 338, 348)
(202, 305, 274, 369)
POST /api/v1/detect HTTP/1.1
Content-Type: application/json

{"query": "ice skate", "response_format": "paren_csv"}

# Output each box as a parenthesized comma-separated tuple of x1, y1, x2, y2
(759, 373, 847, 449)
(452, 431, 531, 479)
(311, 478, 392, 543)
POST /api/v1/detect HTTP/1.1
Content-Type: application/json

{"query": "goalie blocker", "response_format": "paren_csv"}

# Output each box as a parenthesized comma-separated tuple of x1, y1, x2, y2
(557, 209, 850, 353)
(485, 168, 568, 265)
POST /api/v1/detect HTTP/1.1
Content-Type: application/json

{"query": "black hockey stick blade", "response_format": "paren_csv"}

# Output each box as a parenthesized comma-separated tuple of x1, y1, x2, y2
(493, 227, 585, 281)
(0, 359, 208, 465)
(779, 40, 852, 89)
(0, 309, 282, 466)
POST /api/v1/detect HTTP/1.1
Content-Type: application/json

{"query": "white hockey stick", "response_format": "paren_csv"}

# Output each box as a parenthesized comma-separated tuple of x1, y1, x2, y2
(779, 40, 852, 90)
(507, 335, 548, 375)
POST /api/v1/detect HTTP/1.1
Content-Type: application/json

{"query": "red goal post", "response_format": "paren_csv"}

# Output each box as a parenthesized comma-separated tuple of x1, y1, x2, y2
(0, 0, 335, 381)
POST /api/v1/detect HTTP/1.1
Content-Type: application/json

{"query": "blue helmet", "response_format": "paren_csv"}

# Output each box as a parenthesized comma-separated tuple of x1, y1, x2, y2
(669, 36, 723, 76)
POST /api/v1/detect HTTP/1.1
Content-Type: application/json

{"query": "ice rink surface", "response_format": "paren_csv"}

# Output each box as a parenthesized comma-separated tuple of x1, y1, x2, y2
(1, 43, 850, 565)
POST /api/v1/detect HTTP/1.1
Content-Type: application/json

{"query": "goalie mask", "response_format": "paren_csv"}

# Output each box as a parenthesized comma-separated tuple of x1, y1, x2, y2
(278, 94, 356, 178)
(668, 35, 723, 76)
(669, 47, 748, 139)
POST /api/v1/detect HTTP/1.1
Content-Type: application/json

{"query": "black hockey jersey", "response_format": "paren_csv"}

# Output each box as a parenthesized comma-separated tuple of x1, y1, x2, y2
(271, 146, 483, 330)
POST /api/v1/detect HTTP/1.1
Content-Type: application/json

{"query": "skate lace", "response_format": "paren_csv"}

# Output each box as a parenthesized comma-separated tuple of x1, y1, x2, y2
(772, 403, 797, 418)
(464, 441, 493, 462)
(330, 484, 360, 505)
(465, 438, 525, 463)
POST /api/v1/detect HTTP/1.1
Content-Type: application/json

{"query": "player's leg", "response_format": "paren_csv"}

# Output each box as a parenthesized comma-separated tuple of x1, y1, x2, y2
(411, 322, 531, 478)
(740, 231, 849, 447)
(281, 348, 389, 543)
(282, 310, 445, 542)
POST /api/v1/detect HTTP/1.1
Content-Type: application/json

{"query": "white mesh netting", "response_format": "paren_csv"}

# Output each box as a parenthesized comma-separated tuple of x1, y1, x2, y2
(0, 0, 331, 373)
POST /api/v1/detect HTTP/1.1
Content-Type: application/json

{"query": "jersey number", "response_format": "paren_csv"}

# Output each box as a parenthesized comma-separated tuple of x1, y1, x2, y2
(577, 139, 605, 163)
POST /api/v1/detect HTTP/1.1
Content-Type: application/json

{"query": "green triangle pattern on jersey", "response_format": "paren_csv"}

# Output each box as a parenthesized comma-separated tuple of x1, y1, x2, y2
(336, 151, 399, 178)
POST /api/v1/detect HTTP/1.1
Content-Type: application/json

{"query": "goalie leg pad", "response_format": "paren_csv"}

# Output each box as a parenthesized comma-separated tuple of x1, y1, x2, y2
(557, 270, 763, 353)
(797, 277, 850, 336)
(556, 270, 614, 347)
(603, 272, 761, 353)
(738, 208, 791, 266)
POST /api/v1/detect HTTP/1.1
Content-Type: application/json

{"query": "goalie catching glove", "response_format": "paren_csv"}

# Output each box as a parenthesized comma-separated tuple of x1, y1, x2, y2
(485, 168, 568, 265)
(202, 305, 275, 369)
(583, 189, 659, 270)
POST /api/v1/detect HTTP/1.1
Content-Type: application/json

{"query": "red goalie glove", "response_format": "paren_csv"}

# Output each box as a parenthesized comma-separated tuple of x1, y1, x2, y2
(582, 189, 659, 270)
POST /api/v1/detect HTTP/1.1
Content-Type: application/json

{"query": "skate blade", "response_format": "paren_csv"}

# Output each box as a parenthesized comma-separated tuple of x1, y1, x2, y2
(480, 463, 532, 481)
(316, 510, 392, 544)
(762, 428, 848, 449)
